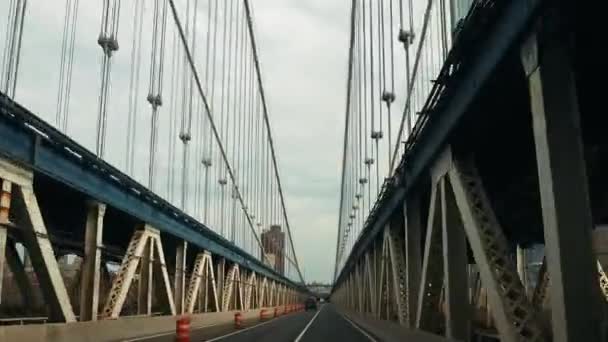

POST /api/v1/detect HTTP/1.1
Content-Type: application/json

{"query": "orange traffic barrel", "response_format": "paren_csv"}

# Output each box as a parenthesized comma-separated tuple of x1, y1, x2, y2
(234, 312, 243, 329)
(176, 316, 190, 342)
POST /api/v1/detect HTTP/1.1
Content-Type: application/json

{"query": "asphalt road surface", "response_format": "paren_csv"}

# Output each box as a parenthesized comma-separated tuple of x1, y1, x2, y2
(207, 304, 375, 342)
(124, 304, 375, 342)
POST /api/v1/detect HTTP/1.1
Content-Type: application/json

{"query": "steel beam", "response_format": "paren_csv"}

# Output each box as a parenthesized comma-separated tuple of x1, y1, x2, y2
(404, 194, 422, 328)
(15, 182, 76, 322)
(6, 239, 34, 310)
(137, 238, 153, 315)
(521, 25, 600, 341)
(0, 222, 6, 306)
(80, 201, 106, 321)
(0, 179, 10, 304)
(386, 219, 408, 325)
(174, 241, 187, 314)
(416, 182, 443, 334)
(103, 228, 150, 318)
(221, 263, 242, 311)
(441, 178, 470, 339)
(449, 158, 543, 341)
(185, 252, 206, 313)
(365, 251, 376, 315)
(516, 246, 528, 293)
(377, 236, 387, 319)
(102, 226, 176, 318)
(243, 271, 256, 310)
(151, 232, 176, 315)
(217, 257, 225, 309)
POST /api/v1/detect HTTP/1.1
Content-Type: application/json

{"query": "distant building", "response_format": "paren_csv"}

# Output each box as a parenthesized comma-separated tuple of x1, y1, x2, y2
(265, 253, 276, 269)
(261, 225, 285, 275)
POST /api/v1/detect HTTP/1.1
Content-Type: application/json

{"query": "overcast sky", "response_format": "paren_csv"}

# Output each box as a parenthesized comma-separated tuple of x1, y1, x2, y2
(2, 0, 354, 284)
(253, 0, 350, 282)
(250, 0, 350, 283)
(264, 2, 347, 282)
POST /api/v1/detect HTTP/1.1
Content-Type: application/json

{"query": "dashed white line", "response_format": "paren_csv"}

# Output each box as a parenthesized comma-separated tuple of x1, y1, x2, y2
(340, 313, 377, 342)
(122, 323, 223, 341)
(205, 313, 292, 342)
(293, 305, 324, 342)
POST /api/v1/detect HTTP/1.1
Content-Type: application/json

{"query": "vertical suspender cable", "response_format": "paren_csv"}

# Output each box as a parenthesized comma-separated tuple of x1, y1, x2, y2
(168, 0, 274, 267)
(244, 0, 304, 282)
(1, 0, 17, 90)
(334, 0, 358, 282)
(2, 0, 27, 98)
(218, 0, 230, 235)
(126, 0, 144, 175)
(56, 0, 79, 132)
(167, 28, 179, 201)
(148, 0, 168, 191)
(390, 0, 435, 171)
(202, 0, 214, 224)
(96, 0, 121, 158)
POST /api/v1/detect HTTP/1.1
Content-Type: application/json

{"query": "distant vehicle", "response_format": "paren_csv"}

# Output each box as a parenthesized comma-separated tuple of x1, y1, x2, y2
(305, 296, 318, 311)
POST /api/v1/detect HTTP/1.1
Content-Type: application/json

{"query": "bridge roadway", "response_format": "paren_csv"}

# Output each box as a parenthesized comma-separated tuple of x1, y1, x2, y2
(126, 304, 374, 342)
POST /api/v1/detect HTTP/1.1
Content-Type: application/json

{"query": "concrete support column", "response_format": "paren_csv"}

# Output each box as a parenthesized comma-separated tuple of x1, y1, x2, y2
(521, 25, 600, 341)
(174, 241, 187, 314)
(79, 201, 106, 321)
(0, 179, 11, 304)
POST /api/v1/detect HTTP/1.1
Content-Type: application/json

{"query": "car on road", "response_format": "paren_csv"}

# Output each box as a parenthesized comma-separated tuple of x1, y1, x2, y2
(305, 296, 318, 311)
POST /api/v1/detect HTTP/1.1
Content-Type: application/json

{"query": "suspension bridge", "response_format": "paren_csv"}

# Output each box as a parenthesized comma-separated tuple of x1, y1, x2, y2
(0, 0, 603, 341)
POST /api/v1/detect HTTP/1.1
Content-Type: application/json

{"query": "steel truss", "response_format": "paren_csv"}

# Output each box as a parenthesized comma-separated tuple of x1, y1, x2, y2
(0, 157, 304, 324)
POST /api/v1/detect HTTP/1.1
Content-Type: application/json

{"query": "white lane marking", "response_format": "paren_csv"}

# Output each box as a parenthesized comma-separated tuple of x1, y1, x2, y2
(122, 323, 223, 341)
(205, 313, 293, 342)
(122, 323, 221, 342)
(340, 313, 377, 342)
(293, 305, 324, 342)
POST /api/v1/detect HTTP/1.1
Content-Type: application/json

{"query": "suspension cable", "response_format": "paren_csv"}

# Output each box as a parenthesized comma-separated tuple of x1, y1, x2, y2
(334, 0, 359, 281)
(126, 0, 144, 176)
(96, 0, 121, 158)
(56, 0, 79, 133)
(168, 0, 275, 267)
(147, 0, 168, 191)
(390, 0, 436, 172)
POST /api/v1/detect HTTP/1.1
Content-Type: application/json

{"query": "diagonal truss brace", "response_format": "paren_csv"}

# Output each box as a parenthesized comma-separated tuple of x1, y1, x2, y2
(102, 225, 176, 318)
(415, 181, 444, 334)
(449, 157, 544, 341)
(243, 271, 257, 311)
(385, 221, 408, 325)
(221, 263, 243, 312)
(185, 251, 219, 313)
(1, 159, 76, 322)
